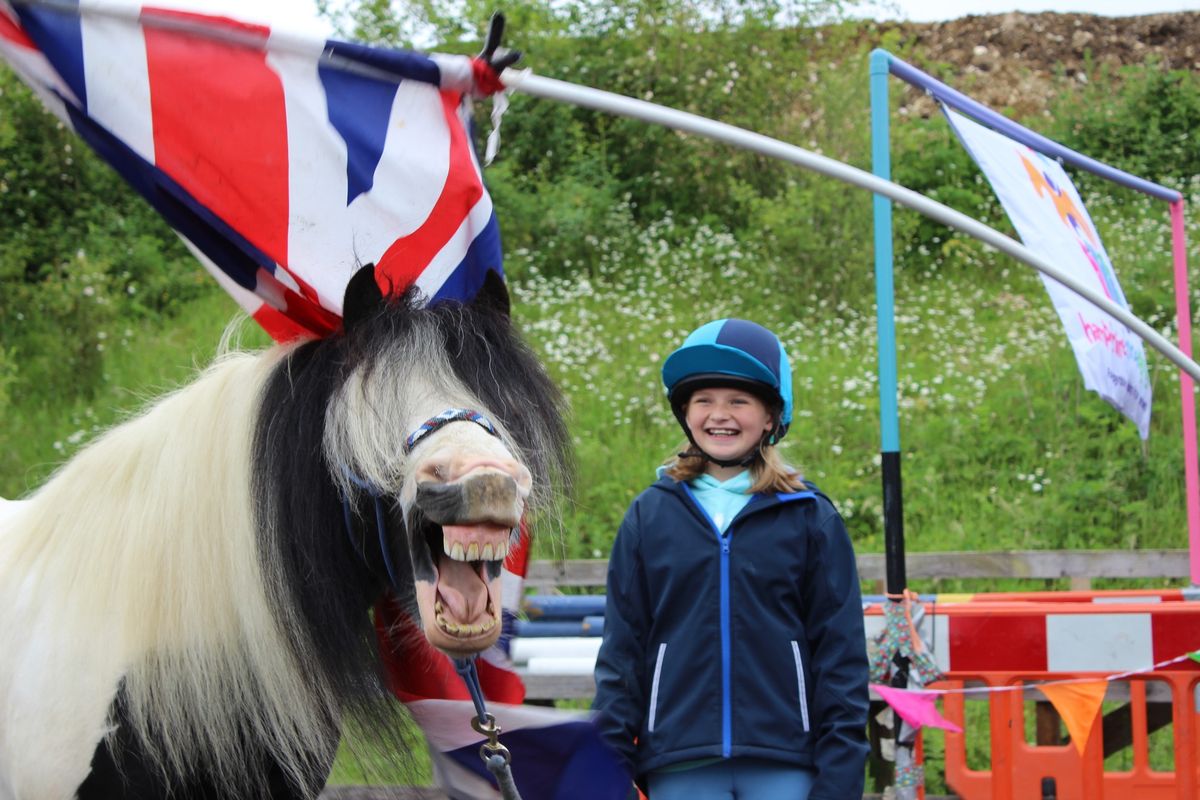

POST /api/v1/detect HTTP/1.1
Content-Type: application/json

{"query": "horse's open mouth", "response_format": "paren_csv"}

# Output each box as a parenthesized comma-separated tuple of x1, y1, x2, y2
(416, 522, 510, 655)
(433, 524, 508, 635)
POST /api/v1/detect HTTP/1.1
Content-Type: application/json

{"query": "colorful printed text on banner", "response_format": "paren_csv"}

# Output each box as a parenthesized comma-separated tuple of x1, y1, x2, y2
(944, 106, 1152, 439)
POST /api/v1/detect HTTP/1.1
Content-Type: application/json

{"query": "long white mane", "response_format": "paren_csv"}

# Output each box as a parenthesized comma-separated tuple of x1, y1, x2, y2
(0, 349, 335, 796)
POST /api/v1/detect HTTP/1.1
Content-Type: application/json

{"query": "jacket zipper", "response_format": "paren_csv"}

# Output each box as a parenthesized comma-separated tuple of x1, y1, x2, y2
(680, 483, 732, 757)
(719, 531, 731, 755)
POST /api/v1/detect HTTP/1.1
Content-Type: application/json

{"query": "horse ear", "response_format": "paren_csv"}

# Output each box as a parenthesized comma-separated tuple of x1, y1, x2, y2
(343, 264, 384, 331)
(472, 269, 510, 318)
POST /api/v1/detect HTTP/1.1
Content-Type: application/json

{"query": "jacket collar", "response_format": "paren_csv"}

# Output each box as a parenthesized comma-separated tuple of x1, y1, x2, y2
(651, 474, 820, 515)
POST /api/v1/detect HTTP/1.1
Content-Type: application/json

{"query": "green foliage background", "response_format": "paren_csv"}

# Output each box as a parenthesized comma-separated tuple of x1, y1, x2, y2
(2, 1, 1199, 791)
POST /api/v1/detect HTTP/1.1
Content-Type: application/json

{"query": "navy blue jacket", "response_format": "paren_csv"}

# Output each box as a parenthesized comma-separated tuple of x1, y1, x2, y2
(592, 475, 868, 799)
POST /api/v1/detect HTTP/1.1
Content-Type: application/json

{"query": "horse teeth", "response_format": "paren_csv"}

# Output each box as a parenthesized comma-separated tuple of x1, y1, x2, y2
(443, 535, 451, 556)
(451, 542, 466, 561)
(466, 542, 480, 561)
(496, 541, 508, 559)
(481, 616, 495, 631)
(481, 543, 494, 561)
(435, 600, 444, 614)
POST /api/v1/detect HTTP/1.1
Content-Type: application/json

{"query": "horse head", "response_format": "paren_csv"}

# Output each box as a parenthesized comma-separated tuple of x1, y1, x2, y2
(309, 266, 568, 660)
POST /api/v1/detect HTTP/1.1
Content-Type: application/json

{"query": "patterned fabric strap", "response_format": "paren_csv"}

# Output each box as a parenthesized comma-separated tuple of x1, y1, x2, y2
(895, 761, 925, 788)
(405, 409, 498, 454)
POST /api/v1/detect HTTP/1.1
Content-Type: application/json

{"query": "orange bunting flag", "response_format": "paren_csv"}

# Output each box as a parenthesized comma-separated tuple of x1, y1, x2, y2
(1038, 680, 1108, 755)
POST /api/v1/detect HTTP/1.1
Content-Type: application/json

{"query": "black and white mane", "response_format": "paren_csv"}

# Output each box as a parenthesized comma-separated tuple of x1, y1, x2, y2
(0, 273, 570, 799)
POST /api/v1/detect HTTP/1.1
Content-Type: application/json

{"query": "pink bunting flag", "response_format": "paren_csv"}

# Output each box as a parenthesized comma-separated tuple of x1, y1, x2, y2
(871, 683, 963, 733)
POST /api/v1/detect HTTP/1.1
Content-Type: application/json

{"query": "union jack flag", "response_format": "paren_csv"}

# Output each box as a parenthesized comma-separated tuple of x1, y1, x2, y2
(0, 0, 502, 340)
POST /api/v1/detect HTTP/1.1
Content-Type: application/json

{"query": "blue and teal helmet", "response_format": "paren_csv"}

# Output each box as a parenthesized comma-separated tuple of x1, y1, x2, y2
(661, 318, 793, 445)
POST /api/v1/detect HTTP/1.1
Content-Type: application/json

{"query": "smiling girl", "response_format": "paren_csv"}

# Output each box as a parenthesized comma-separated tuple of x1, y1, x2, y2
(593, 318, 868, 800)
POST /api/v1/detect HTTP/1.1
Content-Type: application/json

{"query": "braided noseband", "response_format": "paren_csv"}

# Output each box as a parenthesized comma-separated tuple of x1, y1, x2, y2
(404, 409, 499, 454)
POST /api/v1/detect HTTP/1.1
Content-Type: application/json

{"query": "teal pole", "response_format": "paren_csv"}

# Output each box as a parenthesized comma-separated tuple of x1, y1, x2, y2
(870, 49, 906, 596)
(871, 51, 916, 800)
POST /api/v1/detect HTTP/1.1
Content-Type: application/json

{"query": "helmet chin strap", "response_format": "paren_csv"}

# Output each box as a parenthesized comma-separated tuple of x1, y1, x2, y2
(679, 429, 775, 469)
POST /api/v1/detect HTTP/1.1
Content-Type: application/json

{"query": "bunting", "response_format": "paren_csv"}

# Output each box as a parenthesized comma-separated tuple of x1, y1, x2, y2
(871, 649, 1200, 754)
(871, 684, 961, 733)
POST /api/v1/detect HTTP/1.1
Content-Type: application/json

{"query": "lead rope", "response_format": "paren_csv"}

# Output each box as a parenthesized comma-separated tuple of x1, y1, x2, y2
(340, 468, 523, 800)
(453, 656, 522, 799)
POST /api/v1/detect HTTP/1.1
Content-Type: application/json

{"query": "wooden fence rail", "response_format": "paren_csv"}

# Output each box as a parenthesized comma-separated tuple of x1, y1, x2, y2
(525, 549, 1192, 593)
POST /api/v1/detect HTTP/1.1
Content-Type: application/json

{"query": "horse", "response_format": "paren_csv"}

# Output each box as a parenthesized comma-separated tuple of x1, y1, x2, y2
(0, 267, 570, 800)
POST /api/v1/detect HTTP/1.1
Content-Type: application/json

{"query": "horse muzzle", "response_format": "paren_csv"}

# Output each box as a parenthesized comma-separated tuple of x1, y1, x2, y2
(415, 470, 524, 530)
(411, 469, 525, 657)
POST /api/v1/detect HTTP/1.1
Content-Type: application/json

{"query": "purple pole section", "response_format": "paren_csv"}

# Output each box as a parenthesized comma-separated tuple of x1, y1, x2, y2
(884, 54, 1181, 203)
(1171, 200, 1200, 586)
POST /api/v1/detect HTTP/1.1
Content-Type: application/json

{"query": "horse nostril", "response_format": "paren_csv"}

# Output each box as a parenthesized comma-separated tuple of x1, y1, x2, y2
(416, 459, 449, 484)
(444, 456, 524, 485)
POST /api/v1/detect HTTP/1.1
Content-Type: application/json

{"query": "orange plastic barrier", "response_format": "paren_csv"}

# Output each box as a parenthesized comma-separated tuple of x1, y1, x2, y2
(893, 600, 1200, 800)
(939, 668, 1198, 799)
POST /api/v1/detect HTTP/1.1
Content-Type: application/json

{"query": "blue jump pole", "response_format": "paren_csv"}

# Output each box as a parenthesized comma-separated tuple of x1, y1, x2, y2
(870, 49, 905, 597)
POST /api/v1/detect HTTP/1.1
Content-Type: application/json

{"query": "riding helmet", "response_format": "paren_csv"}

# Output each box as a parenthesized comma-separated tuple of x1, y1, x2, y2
(661, 318, 793, 445)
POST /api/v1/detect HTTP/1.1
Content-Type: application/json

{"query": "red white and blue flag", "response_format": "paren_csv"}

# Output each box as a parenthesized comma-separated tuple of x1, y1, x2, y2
(0, 0, 502, 341)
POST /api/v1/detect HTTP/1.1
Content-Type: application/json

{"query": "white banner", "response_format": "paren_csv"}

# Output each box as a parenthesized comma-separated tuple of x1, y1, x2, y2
(944, 107, 1151, 439)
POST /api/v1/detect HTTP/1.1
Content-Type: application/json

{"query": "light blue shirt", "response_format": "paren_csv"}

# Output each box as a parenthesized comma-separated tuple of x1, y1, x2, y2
(687, 470, 753, 533)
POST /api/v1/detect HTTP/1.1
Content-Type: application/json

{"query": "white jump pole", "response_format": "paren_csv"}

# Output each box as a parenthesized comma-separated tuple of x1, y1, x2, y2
(501, 70, 1200, 383)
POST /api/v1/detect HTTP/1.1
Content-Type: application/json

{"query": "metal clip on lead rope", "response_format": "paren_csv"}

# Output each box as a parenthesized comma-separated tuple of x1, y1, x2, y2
(454, 657, 522, 800)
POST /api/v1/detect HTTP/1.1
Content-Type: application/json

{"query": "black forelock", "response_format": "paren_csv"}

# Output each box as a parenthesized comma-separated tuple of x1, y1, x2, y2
(252, 331, 393, 723)
(429, 296, 573, 499)
(348, 285, 573, 501)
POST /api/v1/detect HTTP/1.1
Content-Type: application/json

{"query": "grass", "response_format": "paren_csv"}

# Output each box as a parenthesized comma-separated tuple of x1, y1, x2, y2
(0, 288, 270, 497)
(509, 188, 1200, 567)
(327, 720, 432, 786)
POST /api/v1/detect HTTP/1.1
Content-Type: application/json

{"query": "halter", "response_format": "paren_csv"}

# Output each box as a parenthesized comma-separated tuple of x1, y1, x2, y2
(343, 406, 521, 799)
(404, 408, 499, 454)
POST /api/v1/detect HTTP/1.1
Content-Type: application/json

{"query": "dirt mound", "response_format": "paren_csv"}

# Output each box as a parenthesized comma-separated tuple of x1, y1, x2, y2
(861, 11, 1200, 118)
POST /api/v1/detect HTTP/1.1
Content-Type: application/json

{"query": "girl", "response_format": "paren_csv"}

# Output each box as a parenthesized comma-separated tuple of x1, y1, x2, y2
(593, 318, 868, 799)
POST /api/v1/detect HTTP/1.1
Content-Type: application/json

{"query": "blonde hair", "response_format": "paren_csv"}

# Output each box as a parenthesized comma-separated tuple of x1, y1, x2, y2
(664, 442, 806, 494)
